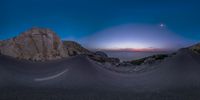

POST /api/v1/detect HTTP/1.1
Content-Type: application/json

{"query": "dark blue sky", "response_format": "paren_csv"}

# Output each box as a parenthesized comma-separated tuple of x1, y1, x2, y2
(0, 0, 200, 49)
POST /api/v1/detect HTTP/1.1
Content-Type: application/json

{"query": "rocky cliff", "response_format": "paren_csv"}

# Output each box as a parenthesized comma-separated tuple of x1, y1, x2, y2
(0, 27, 89, 61)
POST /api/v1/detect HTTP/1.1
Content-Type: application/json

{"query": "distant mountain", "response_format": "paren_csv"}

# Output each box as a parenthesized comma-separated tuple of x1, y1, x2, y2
(0, 27, 90, 61)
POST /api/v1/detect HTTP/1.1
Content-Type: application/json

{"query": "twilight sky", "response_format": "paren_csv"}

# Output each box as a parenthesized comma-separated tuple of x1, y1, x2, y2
(0, 0, 200, 50)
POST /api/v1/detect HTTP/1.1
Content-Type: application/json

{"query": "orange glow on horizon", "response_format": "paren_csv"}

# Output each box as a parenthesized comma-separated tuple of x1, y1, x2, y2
(96, 47, 169, 52)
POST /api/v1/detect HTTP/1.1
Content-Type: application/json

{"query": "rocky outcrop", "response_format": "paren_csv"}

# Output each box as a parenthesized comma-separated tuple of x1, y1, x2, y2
(94, 51, 108, 58)
(63, 41, 90, 56)
(128, 54, 169, 65)
(88, 50, 169, 66)
(88, 51, 120, 65)
(188, 43, 200, 54)
(0, 40, 3, 55)
(0, 27, 68, 61)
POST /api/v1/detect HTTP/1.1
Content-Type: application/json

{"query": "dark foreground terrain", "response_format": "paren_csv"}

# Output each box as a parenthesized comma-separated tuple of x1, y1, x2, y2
(0, 49, 200, 100)
(1, 87, 200, 100)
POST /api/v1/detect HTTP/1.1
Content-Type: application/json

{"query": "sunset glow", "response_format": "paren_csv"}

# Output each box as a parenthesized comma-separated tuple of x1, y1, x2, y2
(81, 24, 192, 51)
(98, 47, 169, 52)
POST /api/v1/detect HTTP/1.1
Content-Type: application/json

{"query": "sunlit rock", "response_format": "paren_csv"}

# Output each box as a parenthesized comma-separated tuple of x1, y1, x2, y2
(0, 27, 68, 61)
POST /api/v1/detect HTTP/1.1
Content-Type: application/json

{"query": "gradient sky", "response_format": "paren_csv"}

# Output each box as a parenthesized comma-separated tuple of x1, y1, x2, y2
(0, 0, 200, 50)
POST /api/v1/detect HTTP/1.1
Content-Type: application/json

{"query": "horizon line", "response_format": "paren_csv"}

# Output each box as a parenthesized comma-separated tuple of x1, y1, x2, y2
(89, 47, 176, 53)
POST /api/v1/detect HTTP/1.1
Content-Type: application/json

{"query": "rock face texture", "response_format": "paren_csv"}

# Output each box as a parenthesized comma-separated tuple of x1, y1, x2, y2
(0, 28, 68, 61)
(189, 43, 200, 54)
(88, 51, 120, 65)
(94, 51, 108, 58)
(127, 54, 169, 65)
(63, 41, 90, 56)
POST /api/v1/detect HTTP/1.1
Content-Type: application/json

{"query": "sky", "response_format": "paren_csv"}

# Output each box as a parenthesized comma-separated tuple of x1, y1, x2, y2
(0, 0, 200, 51)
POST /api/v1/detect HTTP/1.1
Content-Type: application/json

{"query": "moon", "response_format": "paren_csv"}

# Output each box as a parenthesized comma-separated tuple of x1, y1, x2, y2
(160, 23, 165, 28)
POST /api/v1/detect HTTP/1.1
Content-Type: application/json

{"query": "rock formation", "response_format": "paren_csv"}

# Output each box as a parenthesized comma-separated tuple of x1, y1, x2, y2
(94, 51, 108, 58)
(0, 27, 92, 61)
(188, 43, 200, 54)
(88, 51, 120, 65)
(0, 28, 85, 61)
(128, 54, 169, 65)
(63, 41, 90, 56)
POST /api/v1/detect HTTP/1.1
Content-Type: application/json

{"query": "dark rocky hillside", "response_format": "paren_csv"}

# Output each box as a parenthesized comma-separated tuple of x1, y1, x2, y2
(63, 41, 91, 56)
